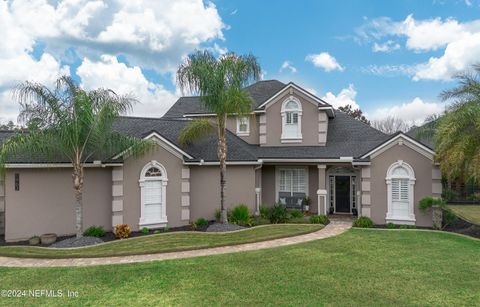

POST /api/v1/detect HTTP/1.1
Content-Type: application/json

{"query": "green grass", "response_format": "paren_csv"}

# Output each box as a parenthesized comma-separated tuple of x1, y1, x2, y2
(0, 229, 478, 306)
(448, 204, 480, 225)
(0, 224, 322, 259)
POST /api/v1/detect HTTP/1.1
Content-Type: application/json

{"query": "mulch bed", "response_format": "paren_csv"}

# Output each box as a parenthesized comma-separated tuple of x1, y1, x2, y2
(443, 217, 480, 239)
(0, 221, 217, 247)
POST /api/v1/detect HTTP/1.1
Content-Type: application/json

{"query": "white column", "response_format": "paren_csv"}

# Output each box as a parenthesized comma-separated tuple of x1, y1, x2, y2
(317, 189, 327, 215)
(255, 188, 261, 216)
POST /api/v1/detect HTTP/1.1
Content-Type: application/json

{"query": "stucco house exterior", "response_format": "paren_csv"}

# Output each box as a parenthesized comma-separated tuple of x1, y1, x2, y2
(0, 80, 442, 242)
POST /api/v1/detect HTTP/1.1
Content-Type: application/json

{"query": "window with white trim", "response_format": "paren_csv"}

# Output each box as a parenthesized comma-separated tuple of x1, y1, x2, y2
(236, 116, 250, 136)
(386, 161, 416, 224)
(279, 169, 306, 195)
(139, 161, 168, 228)
(281, 97, 302, 141)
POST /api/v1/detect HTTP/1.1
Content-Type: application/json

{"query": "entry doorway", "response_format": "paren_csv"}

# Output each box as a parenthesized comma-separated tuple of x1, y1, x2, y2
(335, 176, 351, 213)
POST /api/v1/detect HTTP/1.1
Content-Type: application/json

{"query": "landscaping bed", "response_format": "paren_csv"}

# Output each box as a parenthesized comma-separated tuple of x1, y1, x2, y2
(0, 224, 323, 259)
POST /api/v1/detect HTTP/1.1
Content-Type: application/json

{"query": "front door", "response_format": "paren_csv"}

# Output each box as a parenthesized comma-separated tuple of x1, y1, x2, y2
(335, 176, 350, 213)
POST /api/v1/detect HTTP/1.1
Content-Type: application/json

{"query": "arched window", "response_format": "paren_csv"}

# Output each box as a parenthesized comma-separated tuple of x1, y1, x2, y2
(385, 160, 416, 224)
(281, 96, 302, 142)
(139, 161, 168, 228)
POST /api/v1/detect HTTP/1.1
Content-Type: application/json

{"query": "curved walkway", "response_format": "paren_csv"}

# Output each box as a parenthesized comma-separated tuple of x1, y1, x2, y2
(0, 218, 352, 268)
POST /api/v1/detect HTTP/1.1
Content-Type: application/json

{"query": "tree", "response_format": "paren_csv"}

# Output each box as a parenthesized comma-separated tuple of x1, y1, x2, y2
(371, 116, 412, 134)
(431, 64, 480, 181)
(0, 121, 17, 131)
(338, 104, 370, 125)
(0, 76, 152, 237)
(177, 50, 261, 223)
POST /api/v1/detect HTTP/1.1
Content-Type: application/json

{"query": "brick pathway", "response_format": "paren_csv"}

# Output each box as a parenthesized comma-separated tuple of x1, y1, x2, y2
(0, 217, 352, 267)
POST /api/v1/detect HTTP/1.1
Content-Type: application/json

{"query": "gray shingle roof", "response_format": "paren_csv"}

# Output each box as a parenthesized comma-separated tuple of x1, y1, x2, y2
(163, 80, 286, 118)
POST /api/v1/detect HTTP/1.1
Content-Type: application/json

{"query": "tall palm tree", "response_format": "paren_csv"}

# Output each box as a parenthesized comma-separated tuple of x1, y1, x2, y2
(177, 50, 261, 223)
(428, 64, 480, 182)
(0, 76, 152, 237)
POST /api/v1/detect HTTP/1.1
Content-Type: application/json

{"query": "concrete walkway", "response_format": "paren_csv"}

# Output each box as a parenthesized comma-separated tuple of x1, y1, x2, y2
(0, 218, 352, 268)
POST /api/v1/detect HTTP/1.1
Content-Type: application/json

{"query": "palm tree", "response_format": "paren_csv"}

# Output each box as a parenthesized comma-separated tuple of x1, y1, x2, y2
(177, 50, 261, 223)
(0, 76, 152, 237)
(429, 64, 480, 182)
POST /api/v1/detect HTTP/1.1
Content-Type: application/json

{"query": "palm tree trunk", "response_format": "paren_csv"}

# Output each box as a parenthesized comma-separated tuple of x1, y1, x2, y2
(72, 162, 84, 238)
(218, 114, 228, 224)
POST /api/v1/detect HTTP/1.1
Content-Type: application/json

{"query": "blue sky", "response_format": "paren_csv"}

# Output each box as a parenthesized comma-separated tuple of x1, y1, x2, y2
(1, 0, 479, 124)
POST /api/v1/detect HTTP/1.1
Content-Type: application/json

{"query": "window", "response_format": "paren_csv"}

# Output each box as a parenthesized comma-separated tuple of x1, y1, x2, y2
(139, 161, 168, 228)
(386, 161, 416, 224)
(236, 116, 250, 136)
(279, 169, 306, 194)
(278, 168, 307, 207)
(281, 97, 302, 141)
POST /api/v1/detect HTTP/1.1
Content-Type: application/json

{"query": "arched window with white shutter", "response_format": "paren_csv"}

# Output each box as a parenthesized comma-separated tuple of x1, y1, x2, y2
(139, 161, 168, 228)
(281, 96, 302, 142)
(386, 160, 416, 224)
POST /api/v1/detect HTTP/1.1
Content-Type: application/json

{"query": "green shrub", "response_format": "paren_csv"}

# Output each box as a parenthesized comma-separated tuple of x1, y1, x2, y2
(386, 223, 396, 229)
(309, 214, 330, 225)
(153, 229, 160, 234)
(408, 225, 417, 229)
(289, 209, 304, 218)
(418, 197, 446, 212)
(268, 203, 288, 223)
(196, 218, 208, 227)
(190, 222, 197, 230)
(443, 208, 457, 227)
(259, 205, 270, 219)
(140, 227, 149, 234)
(229, 204, 251, 226)
(214, 209, 221, 222)
(251, 216, 270, 226)
(399, 224, 408, 229)
(353, 216, 374, 228)
(83, 226, 105, 237)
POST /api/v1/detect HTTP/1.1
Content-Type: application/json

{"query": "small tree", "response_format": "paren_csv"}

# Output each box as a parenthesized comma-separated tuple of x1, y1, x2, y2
(372, 116, 412, 134)
(338, 104, 370, 125)
(0, 76, 153, 237)
(177, 50, 261, 223)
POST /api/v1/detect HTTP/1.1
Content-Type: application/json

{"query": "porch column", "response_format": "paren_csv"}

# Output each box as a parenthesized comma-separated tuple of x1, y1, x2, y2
(181, 167, 191, 222)
(254, 166, 262, 216)
(317, 165, 327, 215)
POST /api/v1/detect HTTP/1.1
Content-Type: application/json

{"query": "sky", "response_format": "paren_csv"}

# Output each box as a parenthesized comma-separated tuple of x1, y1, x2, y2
(1, 0, 479, 125)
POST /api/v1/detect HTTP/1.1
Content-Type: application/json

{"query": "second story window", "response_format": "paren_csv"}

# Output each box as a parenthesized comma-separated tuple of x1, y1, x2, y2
(236, 116, 250, 136)
(281, 97, 302, 141)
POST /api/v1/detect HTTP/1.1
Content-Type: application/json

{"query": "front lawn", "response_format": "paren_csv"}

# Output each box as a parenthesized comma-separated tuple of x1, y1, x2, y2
(0, 229, 478, 306)
(448, 204, 480, 225)
(0, 224, 322, 259)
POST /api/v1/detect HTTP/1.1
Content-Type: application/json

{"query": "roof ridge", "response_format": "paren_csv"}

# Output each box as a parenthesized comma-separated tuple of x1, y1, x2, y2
(119, 116, 188, 122)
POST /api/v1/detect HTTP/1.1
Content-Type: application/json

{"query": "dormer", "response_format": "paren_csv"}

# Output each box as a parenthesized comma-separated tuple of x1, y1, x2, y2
(255, 82, 334, 146)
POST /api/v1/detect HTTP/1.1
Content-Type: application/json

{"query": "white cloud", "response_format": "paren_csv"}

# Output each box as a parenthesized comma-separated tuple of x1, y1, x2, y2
(321, 84, 360, 110)
(372, 40, 400, 52)
(305, 52, 344, 72)
(279, 61, 297, 73)
(370, 97, 444, 125)
(357, 15, 480, 80)
(77, 55, 178, 118)
(0, 0, 226, 123)
(360, 64, 417, 77)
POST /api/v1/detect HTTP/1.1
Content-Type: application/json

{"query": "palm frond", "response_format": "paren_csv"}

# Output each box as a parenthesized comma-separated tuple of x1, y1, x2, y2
(179, 119, 215, 145)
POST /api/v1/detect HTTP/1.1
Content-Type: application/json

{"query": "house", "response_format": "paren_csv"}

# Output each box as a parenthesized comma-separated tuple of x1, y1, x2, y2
(0, 80, 442, 242)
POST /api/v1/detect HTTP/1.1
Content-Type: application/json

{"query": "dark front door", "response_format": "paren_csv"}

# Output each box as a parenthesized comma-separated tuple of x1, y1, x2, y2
(335, 176, 350, 213)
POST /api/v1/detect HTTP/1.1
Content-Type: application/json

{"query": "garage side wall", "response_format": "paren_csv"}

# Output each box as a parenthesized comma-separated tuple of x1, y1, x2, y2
(4, 168, 112, 242)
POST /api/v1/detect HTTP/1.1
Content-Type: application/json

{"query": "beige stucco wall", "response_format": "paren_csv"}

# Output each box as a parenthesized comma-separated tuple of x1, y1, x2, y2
(122, 144, 185, 231)
(226, 115, 259, 144)
(263, 90, 326, 146)
(4, 168, 111, 241)
(369, 143, 435, 227)
(190, 165, 256, 220)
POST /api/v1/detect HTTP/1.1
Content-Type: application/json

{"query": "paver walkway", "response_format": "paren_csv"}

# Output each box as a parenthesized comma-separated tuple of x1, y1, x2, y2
(0, 217, 352, 267)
